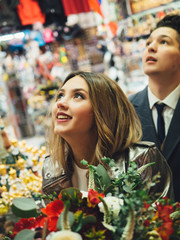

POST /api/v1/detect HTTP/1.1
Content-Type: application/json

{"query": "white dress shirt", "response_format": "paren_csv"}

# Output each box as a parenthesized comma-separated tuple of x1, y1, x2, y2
(148, 84, 180, 136)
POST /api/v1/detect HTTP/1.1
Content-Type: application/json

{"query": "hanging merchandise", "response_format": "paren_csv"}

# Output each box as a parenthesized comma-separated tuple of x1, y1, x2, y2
(5, 77, 35, 139)
(0, 0, 21, 32)
(17, 0, 45, 26)
(23, 29, 45, 47)
(59, 46, 68, 64)
(129, 0, 175, 14)
(43, 28, 54, 43)
(62, 0, 91, 15)
(108, 21, 118, 36)
(36, 0, 67, 27)
(88, 0, 104, 17)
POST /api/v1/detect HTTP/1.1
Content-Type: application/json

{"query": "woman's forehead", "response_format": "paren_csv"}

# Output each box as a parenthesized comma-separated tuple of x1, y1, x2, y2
(60, 76, 89, 94)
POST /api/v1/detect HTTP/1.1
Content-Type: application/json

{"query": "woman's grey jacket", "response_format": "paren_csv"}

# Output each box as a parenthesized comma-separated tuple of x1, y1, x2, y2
(42, 141, 174, 200)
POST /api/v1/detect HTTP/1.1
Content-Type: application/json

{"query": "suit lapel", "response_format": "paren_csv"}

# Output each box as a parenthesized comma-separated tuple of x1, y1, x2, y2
(132, 87, 160, 147)
(163, 98, 180, 161)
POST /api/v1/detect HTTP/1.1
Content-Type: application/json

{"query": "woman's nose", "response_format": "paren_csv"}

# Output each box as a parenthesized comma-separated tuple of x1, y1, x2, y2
(56, 98, 68, 109)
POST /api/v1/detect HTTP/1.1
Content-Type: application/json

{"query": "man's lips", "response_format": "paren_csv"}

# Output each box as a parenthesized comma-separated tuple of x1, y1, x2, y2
(146, 56, 157, 62)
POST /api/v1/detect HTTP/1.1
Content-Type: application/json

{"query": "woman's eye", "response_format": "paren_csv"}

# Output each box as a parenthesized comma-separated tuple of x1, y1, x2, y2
(146, 41, 151, 47)
(57, 92, 64, 100)
(74, 93, 84, 99)
(161, 40, 168, 44)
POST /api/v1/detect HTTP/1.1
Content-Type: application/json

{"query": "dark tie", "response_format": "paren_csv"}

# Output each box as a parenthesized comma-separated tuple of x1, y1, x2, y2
(155, 103, 166, 144)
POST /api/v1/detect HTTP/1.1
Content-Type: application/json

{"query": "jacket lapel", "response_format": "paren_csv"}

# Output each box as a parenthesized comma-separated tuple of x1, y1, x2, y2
(163, 98, 180, 161)
(131, 87, 160, 147)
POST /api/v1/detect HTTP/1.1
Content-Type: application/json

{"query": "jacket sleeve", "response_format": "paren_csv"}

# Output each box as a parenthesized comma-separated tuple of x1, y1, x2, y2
(42, 155, 71, 196)
(135, 145, 174, 201)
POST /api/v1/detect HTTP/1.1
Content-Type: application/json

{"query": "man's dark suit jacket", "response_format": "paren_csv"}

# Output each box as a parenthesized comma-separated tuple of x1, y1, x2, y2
(129, 86, 180, 202)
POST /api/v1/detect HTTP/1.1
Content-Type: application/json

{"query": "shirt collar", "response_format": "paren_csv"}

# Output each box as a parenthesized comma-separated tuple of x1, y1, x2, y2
(148, 84, 180, 110)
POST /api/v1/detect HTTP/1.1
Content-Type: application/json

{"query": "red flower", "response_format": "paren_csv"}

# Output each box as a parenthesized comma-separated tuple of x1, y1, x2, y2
(36, 215, 47, 228)
(41, 200, 64, 217)
(144, 202, 151, 209)
(175, 202, 180, 208)
(13, 217, 37, 234)
(143, 219, 150, 227)
(156, 202, 174, 222)
(87, 189, 105, 207)
(157, 221, 174, 240)
(41, 200, 64, 231)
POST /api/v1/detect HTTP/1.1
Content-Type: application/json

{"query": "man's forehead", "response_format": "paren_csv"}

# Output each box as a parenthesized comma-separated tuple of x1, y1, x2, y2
(149, 27, 178, 39)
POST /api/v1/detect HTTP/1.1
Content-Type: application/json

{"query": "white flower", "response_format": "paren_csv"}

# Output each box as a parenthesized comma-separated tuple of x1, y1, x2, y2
(46, 230, 83, 240)
(98, 196, 124, 219)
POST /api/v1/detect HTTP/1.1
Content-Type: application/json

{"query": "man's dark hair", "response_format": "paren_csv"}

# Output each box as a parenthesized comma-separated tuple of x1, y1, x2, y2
(154, 14, 180, 47)
(155, 14, 180, 34)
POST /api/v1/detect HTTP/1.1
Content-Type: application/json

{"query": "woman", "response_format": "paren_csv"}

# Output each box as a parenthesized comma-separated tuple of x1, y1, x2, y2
(42, 71, 174, 199)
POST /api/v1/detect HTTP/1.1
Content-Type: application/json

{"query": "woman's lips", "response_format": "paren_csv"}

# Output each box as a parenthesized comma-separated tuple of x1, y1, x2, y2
(56, 112, 72, 120)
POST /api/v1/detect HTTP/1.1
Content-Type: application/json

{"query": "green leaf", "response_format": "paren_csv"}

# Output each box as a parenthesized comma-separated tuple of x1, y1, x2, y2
(14, 229, 36, 240)
(11, 198, 37, 218)
(170, 210, 180, 220)
(101, 157, 115, 167)
(80, 159, 88, 166)
(57, 211, 75, 230)
(95, 164, 111, 189)
(123, 185, 132, 193)
(137, 162, 155, 175)
(72, 212, 84, 232)
(82, 215, 96, 225)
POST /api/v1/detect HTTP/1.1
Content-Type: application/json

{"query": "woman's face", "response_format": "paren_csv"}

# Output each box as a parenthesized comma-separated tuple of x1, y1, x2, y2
(52, 76, 96, 141)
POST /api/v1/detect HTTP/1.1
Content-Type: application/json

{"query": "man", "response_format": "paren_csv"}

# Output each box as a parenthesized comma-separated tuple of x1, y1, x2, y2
(129, 14, 180, 202)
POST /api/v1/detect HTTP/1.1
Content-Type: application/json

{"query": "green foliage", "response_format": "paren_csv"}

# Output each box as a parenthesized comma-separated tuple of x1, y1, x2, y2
(14, 229, 36, 240)
(94, 164, 111, 192)
(11, 198, 38, 218)
(60, 187, 83, 207)
(8, 157, 179, 240)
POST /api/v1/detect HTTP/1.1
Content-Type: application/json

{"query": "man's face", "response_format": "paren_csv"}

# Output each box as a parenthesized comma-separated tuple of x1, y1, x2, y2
(142, 27, 180, 77)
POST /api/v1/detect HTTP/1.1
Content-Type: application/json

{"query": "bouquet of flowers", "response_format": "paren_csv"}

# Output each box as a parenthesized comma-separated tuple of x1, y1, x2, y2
(4, 158, 180, 240)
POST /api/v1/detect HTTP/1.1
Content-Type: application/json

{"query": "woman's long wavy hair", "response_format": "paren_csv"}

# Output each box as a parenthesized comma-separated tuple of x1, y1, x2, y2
(47, 71, 142, 174)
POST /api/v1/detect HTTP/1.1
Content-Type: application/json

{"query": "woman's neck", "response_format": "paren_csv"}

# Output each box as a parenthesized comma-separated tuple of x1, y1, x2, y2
(68, 135, 97, 168)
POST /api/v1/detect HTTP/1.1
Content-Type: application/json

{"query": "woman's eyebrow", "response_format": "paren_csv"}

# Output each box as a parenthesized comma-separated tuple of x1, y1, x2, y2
(59, 88, 88, 94)
(73, 88, 88, 93)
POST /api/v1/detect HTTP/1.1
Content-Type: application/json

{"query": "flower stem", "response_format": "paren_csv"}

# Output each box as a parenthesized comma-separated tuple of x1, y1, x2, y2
(88, 167, 95, 190)
(99, 196, 111, 224)
(120, 205, 135, 240)
(62, 201, 71, 231)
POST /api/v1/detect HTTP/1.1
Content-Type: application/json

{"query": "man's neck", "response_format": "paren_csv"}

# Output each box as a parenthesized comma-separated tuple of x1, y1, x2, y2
(148, 75, 179, 100)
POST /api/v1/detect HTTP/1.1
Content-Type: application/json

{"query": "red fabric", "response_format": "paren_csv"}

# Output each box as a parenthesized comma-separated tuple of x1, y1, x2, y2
(108, 21, 118, 36)
(88, 0, 103, 17)
(62, 0, 90, 16)
(17, 0, 45, 25)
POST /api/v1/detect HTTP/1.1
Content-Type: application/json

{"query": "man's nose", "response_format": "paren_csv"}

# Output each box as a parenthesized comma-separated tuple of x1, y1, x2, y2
(147, 41, 157, 52)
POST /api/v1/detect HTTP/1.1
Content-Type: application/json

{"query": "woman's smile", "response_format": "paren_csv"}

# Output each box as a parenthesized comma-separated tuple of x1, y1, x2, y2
(56, 112, 72, 121)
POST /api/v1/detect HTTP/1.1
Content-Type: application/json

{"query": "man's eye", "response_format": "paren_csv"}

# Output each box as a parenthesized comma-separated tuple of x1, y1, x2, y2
(74, 93, 84, 99)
